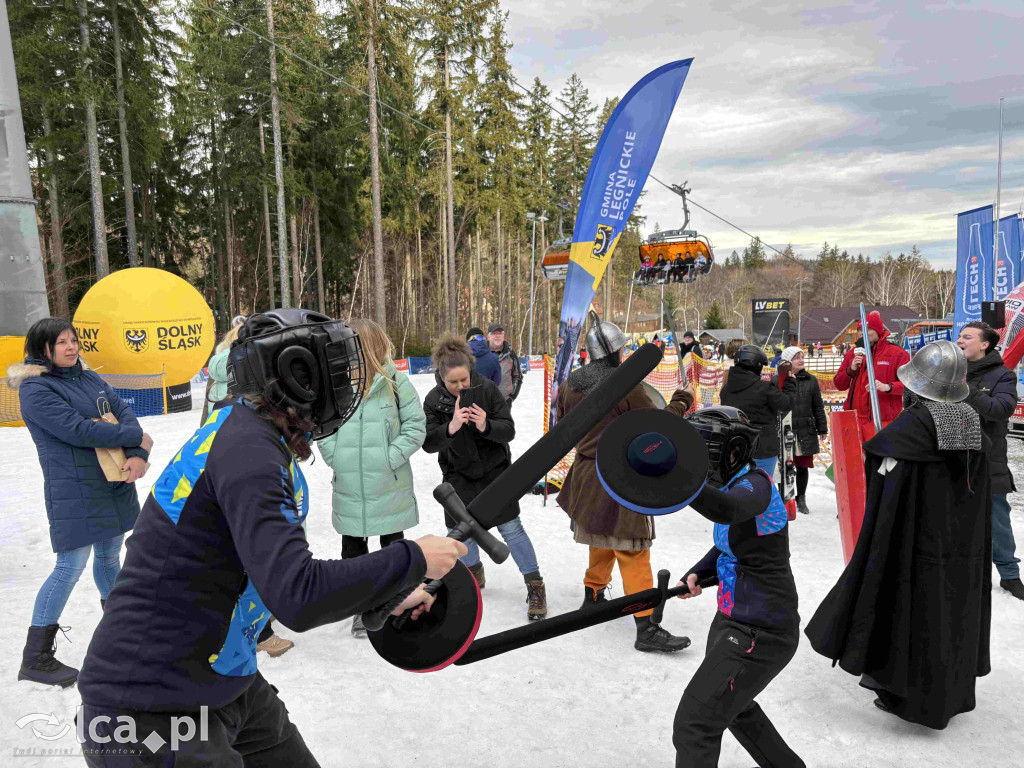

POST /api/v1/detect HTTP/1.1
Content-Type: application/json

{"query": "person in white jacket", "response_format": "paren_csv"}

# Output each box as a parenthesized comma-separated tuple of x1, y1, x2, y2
(317, 318, 427, 636)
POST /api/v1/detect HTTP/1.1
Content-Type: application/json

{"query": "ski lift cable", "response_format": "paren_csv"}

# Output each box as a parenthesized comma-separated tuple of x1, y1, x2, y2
(194, 0, 554, 202)
(505, 73, 794, 260)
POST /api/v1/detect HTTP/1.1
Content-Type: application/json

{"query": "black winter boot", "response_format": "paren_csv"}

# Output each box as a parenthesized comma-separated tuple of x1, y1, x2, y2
(1000, 578, 1024, 601)
(634, 616, 690, 653)
(796, 496, 810, 515)
(467, 561, 485, 590)
(18, 625, 78, 688)
(581, 586, 608, 610)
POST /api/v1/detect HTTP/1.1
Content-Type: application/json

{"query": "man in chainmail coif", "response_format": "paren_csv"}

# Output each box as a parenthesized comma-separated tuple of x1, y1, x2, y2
(805, 340, 993, 731)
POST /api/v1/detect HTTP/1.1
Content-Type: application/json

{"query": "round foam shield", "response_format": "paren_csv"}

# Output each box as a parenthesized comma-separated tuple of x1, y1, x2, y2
(595, 408, 709, 515)
(367, 560, 483, 673)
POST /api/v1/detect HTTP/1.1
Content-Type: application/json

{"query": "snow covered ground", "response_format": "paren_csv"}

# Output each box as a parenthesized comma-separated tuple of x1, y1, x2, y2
(2, 370, 1023, 767)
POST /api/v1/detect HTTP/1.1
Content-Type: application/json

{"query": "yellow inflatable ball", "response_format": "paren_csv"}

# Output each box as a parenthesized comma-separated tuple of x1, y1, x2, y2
(73, 268, 214, 413)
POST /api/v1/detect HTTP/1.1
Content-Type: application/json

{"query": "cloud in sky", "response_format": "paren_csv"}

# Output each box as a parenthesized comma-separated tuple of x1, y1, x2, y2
(503, 0, 1024, 269)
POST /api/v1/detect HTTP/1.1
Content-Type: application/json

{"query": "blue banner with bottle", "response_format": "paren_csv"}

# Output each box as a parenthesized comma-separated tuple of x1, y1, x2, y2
(548, 59, 693, 427)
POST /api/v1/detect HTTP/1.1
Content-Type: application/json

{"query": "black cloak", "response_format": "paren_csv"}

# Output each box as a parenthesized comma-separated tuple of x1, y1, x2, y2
(804, 403, 992, 730)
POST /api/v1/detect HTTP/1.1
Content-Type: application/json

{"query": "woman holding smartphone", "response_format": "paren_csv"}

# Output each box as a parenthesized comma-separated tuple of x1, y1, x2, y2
(422, 336, 547, 621)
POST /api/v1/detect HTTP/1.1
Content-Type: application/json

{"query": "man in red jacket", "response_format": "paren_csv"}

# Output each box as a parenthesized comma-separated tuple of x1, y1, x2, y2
(833, 311, 910, 441)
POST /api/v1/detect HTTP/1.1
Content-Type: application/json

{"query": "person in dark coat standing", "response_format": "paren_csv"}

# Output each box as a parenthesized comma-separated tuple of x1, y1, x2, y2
(10, 318, 153, 688)
(720, 345, 794, 478)
(487, 322, 524, 408)
(805, 341, 991, 730)
(771, 346, 828, 515)
(422, 336, 547, 620)
(465, 327, 502, 388)
(678, 330, 703, 359)
(557, 321, 693, 653)
(958, 321, 1024, 600)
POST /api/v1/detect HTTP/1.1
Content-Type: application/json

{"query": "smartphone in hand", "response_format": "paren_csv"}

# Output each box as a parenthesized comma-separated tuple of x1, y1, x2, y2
(458, 387, 478, 410)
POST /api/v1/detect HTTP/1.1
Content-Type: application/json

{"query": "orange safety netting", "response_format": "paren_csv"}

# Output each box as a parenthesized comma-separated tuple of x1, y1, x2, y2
(541, 352, 848, 487)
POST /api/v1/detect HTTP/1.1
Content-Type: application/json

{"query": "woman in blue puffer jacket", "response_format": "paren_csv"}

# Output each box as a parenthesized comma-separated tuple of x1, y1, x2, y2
(10, 318, 152, 688)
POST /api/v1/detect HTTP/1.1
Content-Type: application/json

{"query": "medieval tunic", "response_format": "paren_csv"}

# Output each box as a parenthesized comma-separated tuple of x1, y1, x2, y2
(804, 402, 992, 729)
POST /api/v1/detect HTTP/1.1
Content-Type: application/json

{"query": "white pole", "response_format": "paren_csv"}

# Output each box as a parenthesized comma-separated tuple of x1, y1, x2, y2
(527, 218, 537, 355)
(624, 279, 635, 335)
(994, 96, 1004, 298)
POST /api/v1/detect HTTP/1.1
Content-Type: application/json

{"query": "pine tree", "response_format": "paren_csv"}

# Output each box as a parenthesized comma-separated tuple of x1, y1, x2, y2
(552, 73, 596, 218)
(742, 236, 766, 270)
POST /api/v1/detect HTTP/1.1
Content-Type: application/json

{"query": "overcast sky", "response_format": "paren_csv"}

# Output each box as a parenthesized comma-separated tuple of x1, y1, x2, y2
(503, 0, 1024, 269)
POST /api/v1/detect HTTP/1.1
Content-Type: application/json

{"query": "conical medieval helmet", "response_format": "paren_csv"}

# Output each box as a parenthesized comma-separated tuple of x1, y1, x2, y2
(586, 321, 628, 361)
(896, 340, 969, 403)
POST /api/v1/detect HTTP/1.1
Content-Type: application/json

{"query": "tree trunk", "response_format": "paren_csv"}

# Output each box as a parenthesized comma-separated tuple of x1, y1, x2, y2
(258, 110, 275, 307)
(290, 207, 301, 306)
(212, 118, 226, 325)
(78, 0, 108, 277)
(416, 197, 423, 331)
(228, 211, 236, 316)
(366, 0, 386, 327)
(266, 0, 290, 305)
(42, 106, 70, 319)
(443, 47, 456, 333)
(475, 222, 483, 321)
(110, 0, 137, 266)
(314, 202, 325, 313)
(141, 166, 152, 267)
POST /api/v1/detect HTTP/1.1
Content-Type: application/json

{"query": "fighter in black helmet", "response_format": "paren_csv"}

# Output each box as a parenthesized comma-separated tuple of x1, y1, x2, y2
(670, 405, 805, 768)
(720, 344, 795, 478)
(77, 310, 467, 767)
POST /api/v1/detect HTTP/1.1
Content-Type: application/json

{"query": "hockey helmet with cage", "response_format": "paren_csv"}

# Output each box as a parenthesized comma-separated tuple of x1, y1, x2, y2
(227, 308, 366, 440)
(686, 406, 760, 487)
(733, 345, 768, 376)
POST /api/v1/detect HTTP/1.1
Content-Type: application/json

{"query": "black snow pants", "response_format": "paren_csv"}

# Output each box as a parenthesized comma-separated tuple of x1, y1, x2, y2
(79, 673, 318, 767)
(673, 612, 805, 768)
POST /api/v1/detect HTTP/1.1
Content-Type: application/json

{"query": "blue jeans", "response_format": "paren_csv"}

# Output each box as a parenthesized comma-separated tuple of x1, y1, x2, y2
(754, 457, 777, 479)
(31, 535, 124, 627)
(992, 494, 1020, 581)
(452, 516, 539, 576)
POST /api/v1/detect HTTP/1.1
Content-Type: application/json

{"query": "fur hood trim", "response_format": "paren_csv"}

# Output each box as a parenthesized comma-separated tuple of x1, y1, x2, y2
(6, 363, 48, 389)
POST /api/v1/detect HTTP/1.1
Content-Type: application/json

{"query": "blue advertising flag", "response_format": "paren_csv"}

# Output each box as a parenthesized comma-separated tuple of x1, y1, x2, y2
(549, 59, 693, 426)
(954, 205, 993, 337)
(984, 213, 1022, 300)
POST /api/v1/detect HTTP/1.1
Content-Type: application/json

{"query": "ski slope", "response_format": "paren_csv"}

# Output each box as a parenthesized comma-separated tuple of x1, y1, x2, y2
(2, 370, 1023, 767)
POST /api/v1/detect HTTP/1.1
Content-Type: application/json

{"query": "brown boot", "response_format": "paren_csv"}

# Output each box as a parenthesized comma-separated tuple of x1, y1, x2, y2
(256, 633, 294, 658)
(467, 561, 486, 589)
(526, 579, 547, 621)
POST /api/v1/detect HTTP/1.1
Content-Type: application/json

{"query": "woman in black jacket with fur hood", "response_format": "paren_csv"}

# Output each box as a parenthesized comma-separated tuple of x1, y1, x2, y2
(422, 336, 547, 620)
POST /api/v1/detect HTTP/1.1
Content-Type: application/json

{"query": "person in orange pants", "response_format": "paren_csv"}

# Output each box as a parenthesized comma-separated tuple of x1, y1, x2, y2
(556, 320, 692, 653)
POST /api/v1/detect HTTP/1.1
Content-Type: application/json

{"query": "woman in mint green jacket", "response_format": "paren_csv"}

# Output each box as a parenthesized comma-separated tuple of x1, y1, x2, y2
(317, 319, 426, 634)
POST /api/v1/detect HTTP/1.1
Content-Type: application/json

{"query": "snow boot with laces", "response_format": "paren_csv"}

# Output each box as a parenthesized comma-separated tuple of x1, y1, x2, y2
(467, 561, 485, 590)
(18, 625, 78, 688)
(634, 616, 690, 653)
(581, 586, 608, 610)
(526, 579, 547, 621)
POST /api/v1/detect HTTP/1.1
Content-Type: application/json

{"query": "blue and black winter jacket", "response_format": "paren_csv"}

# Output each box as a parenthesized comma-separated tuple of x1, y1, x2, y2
(78, 401, 427, 711)
(685, 467, 799, 631)
(11, 359, 148, 553)
(467, 337, 502, 388)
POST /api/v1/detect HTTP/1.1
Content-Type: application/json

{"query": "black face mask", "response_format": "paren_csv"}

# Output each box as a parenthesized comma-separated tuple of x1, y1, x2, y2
(228, 319, 366, 440)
